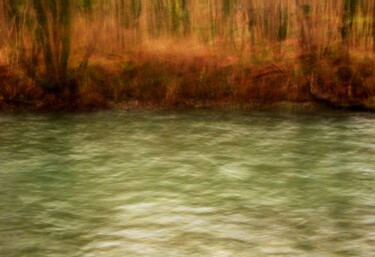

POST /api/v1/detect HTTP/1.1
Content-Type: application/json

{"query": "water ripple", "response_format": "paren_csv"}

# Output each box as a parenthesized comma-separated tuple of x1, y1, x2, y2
(0, 110, 374, 256)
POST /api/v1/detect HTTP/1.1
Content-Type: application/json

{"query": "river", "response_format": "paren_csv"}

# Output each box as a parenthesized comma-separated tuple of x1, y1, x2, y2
(0, 110, 374, 256)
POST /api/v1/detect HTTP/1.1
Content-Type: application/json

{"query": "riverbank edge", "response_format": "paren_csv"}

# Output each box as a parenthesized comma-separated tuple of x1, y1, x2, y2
(1, 99, 372, 114)
(1, 52, 374, 113)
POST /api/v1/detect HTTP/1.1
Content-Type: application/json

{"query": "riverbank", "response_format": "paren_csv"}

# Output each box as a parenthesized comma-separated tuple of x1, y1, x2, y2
(1, 50, 374, 112)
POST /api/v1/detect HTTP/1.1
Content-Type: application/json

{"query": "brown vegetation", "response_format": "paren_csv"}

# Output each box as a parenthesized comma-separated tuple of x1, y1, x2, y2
(2, 46, 373, 111)
(0, 0, 375, 111)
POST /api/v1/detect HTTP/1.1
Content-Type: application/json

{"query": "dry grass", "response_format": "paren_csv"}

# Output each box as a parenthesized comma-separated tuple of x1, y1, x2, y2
(0, 36, 374, 111)
(70, 46, 314, 109)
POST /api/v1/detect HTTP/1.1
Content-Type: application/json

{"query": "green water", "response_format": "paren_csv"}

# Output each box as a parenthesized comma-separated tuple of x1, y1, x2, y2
(0, 110, 374, 257)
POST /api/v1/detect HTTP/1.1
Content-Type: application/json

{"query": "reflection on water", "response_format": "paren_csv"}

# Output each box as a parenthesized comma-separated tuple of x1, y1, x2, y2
(0, 110, 374, 256)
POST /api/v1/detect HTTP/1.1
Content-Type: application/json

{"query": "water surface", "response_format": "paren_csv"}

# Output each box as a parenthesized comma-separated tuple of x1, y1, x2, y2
(0, 110, 374, 256)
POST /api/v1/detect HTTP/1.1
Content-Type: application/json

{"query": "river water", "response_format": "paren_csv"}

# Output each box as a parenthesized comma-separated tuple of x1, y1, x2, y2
(0, 110, 374, 256)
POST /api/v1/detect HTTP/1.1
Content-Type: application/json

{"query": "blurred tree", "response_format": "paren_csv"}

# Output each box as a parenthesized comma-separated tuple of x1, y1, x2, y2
(341, 0, 359, 58)
(30, 0, 72, 92)
(373, 0, 375, 52)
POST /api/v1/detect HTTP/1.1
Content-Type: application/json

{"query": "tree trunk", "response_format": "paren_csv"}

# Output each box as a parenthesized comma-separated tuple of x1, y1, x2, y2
(341, 0, 359, 59)
(181, 0, 190, 36)
(33, 0, 56, 78)
(0, 0, 5, 47)
(59, 0, 71, 82)
(296, 0, 316, 72)
(30, 0, 72, 93)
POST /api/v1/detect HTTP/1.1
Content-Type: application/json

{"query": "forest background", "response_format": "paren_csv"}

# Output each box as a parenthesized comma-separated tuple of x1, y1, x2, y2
(0, 0, 374, 110)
